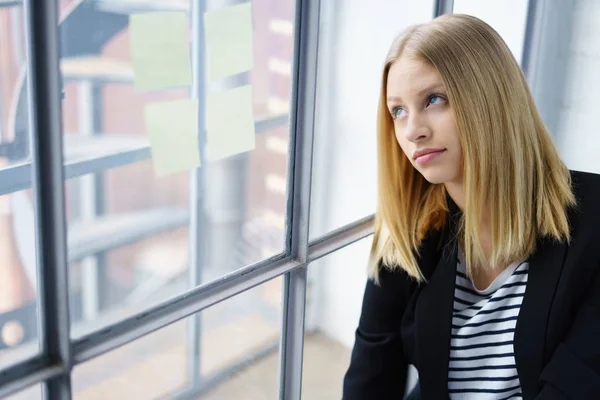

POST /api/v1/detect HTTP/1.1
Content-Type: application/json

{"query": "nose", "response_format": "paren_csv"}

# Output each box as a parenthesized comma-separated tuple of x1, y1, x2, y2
(404, 112, 430, 143)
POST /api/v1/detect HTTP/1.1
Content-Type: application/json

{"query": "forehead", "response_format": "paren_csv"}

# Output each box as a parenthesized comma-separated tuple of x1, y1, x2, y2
(386, 55, 444, 98)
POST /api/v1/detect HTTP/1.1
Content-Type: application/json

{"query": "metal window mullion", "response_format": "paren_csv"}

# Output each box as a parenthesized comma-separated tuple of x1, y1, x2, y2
(23, 0, 72, 398)
(278, 267, 307, 400)
(434, 0, 454, 17)
(188, 0, 208, 389)
(521, 0, 544, 86)
(279, 0, 321, 398)
(67, 215, 370, 364)
(0, 356, 64, 399)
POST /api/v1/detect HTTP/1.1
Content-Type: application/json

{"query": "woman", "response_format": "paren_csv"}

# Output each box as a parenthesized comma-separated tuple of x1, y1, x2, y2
(343, 14, 600, 400)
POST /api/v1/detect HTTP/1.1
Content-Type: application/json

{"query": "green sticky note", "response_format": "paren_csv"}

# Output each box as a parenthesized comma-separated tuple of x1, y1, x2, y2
(206, 85, 255, 161)
(145, 99, 201, 176)
(204, 3, 254, 81)
(130, 12, 192, 91)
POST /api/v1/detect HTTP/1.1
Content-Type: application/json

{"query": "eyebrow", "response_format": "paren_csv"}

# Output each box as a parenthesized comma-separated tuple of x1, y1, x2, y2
(386, 83, 446, 104)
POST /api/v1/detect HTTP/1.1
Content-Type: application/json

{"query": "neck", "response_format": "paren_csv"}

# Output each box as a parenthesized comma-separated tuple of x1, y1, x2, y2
(444, 180, 465, 211)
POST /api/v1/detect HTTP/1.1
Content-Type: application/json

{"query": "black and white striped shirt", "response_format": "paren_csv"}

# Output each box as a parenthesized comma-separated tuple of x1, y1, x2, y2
(448, 250, 529, 399)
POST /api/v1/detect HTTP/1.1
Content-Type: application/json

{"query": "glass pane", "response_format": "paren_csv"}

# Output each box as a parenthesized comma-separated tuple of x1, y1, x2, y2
(531, 1, 600, 173)
(0, 4, 40, 368)
(303, 236, 419, 397)
(4, 384, 42, 400)
(452, 0, 528, 64)
(309, 0, 435, 240)
(52, 0, 295, 334)
(73, 278, 282, 399)
(303, 237, 381, 397)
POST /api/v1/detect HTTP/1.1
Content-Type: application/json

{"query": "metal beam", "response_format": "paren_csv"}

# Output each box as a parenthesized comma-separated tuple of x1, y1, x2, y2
(279, 266, 307, 400)
(306, 214, 374, 262)
(434, 0, 454, 17)
(22, 0, 72, 397)
(278, 0, 321, 397)
(521, 0, 545, 86)
(0, 357, 63, 399)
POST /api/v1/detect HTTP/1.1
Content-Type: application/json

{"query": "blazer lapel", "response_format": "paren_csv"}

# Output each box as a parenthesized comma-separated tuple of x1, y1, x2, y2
(415, 233, 458, 399)
(514, 236, 567, 399)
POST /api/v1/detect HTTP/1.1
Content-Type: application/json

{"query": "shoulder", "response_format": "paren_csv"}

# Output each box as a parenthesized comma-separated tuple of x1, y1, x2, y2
(566, 170, 600, 252)
(569, 169, 600, 226)
(570, 169, 600, 199)
(373, 226, 445, 299)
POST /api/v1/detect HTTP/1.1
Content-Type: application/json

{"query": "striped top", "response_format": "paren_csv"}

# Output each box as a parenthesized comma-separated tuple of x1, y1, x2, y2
(448, 249, 529, 399)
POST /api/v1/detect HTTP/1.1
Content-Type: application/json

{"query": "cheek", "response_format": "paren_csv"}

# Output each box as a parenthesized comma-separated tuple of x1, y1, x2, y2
(394, 128, 410, 154)
(436, 116, 461, 152)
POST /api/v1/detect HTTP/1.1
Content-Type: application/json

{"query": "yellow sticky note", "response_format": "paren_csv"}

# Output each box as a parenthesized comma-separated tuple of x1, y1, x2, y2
(204, 3, 254, 81)
(145, 99, 201, 176)
(206, 85, 255, 161)
(130, 12, 192, 91)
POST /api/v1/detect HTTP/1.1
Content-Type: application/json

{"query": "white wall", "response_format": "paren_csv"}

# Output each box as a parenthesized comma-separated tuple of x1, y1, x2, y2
(452, 0, 529, 64)
(554, 0, 600, 174)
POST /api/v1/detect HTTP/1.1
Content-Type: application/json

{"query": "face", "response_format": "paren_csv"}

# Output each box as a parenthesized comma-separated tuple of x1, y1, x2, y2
(386, 55, 463, 188)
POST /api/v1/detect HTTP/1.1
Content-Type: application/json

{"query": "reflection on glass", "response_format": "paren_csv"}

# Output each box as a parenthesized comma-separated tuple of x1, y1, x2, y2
(72, 278, 282, 399)
(302, 237, 372, 399)
(50, 0, 295, 334)
(0, 3, 40, 369)
(0, 198, 39, 370)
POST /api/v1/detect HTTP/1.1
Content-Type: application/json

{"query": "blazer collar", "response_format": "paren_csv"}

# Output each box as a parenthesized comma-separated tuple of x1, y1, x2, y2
(414, 197, 568, 399)
(414, 202, 459, 399)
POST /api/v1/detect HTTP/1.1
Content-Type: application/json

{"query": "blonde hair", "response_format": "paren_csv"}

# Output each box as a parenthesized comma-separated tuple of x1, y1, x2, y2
(370, 14, 576, 282)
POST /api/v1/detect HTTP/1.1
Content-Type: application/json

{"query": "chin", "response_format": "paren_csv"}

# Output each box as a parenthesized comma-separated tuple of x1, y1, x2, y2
(417, 169, 455, 185)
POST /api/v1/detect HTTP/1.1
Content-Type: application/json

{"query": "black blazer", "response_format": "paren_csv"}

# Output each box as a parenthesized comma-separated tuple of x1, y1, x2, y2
(343, 170, 600, 399)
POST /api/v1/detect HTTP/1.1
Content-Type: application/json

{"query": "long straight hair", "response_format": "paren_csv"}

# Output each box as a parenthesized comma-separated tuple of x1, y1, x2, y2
(369, 14, 576, 282)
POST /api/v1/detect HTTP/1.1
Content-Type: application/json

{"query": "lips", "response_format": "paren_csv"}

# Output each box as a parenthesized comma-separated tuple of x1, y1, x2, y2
(413, 148, 445, 160)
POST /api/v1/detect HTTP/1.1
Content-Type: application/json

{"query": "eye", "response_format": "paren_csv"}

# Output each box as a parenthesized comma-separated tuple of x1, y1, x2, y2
(427, 94, 445, 106)
(392, 107, 406, 119)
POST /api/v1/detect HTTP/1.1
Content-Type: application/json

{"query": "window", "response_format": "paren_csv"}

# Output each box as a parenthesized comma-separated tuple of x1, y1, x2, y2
(72, 280, 282, 399)
(0, 1, 39, 369)
(302, 237, 371, 399)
